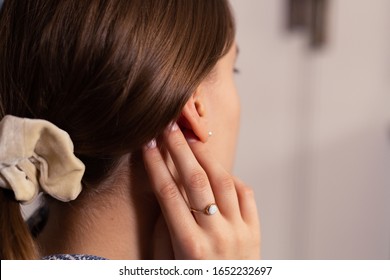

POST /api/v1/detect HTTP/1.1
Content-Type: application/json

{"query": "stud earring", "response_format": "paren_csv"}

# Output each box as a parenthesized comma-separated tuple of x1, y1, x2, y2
(208, 131, 213, 137)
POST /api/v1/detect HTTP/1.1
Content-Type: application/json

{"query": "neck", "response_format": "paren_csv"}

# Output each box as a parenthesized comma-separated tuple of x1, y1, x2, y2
(37, 153, 161, 259)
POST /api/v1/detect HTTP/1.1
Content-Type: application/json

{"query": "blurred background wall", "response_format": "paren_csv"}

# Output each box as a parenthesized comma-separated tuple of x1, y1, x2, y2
(230, 0, 390, 259)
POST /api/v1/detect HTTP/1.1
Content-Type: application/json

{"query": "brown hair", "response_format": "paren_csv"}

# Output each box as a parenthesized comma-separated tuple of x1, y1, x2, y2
(0, 0, 235, 259)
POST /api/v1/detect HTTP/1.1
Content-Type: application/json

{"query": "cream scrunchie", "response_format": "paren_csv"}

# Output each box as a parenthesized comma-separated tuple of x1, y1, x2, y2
(0, 115, 85, 204)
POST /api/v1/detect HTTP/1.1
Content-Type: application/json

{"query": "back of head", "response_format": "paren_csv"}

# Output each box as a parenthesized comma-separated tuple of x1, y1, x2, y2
(0, 0, 234, 259)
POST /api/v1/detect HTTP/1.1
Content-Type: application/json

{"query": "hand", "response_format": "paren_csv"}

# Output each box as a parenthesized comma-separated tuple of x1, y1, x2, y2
(143, 123, 261, 259)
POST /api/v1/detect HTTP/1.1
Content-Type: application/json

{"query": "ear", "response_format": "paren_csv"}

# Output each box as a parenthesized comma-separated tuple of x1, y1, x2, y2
(177, 90, 209, 142)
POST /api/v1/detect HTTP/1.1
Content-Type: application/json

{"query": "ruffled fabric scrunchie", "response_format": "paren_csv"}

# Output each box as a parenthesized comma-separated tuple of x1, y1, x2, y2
(0, 115, 85, 204)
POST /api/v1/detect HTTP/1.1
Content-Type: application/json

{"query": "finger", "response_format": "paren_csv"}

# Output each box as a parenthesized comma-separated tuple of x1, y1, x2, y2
(233, 177, 260, 226)
(186, 139, 241, 219)
(163, 123, 218, 222)
(142, 139, 196, 236)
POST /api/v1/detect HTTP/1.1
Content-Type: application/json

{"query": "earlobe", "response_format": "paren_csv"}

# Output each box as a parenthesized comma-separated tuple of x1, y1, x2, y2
(178, 95, 209, 142)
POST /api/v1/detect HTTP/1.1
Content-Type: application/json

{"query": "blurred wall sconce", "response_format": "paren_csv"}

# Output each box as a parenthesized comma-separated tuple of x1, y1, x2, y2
(287, 0, 329, 49)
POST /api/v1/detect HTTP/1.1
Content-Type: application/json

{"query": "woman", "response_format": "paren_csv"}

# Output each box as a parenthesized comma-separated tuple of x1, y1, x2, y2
(0, 0, 260, 259)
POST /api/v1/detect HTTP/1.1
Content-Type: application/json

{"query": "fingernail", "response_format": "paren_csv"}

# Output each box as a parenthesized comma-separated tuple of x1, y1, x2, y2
(146, 139, 157, 149)
(168, 122, 179, 132)
(186, 135, 198, 143)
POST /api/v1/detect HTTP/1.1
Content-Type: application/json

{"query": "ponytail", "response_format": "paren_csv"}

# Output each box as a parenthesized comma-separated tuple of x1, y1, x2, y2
(0, 189, 38, 259)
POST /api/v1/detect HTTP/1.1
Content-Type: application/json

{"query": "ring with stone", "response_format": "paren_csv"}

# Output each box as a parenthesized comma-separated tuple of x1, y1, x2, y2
(190, 203, 218, 216)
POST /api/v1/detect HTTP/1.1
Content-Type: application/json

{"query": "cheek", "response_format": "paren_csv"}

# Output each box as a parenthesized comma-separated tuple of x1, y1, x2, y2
(207, 87, 240, 171)
(219, 81, 240, 134)
(229, 88, 241, 127)
(225, 88, 241, 151)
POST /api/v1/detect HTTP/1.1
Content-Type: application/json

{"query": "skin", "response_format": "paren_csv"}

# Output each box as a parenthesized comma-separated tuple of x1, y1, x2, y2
(38, 43, 260, 259)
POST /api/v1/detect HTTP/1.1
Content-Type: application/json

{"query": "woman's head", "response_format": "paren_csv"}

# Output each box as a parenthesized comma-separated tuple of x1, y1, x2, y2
(0, 0, 235, 259)
(0, 0, 235, 182)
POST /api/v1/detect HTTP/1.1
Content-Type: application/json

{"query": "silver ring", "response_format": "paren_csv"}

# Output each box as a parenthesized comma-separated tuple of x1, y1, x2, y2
(190, 203, 218, 216)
